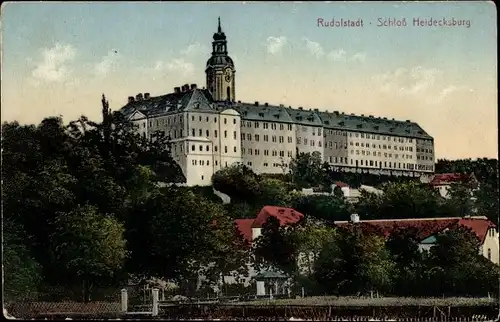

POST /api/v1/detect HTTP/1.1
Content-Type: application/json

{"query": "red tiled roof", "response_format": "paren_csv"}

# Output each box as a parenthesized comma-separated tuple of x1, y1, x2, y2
(235, 219, 254, 244)
(336, 217, 496, 243)
(252, 206, 304, 229)
(430, 173, 475, 186)
(334, 181, 349, 188)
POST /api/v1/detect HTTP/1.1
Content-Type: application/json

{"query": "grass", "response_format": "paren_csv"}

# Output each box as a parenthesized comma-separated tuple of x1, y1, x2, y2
(234, 296, 498, 307)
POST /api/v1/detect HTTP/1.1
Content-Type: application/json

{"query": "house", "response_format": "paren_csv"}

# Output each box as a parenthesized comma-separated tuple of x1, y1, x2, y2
(429, 173, 478, 199)
(227, 206, 304, 294)
(334, 216, 498, 264)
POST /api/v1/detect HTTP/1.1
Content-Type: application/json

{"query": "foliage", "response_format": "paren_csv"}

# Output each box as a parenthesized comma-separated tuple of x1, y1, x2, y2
(291, 194, 351, 223)
(289, 151, 332, 189)
(356, 181, 453, 220)
(48, 205, 128, 302)
(313, 225, 394, 296)
(253, 216, 300, 276)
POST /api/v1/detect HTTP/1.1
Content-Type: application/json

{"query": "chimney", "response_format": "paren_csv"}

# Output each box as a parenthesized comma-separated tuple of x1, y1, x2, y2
(254, 101, 259, 106)
(264, 102, 269, 107)
(128, 96, 135, 103)
(136, 93, 143, 101)
(298, 107, 303, 110)
(190, 84, 197, 90)
(237, 100, 241, 103)
(144, 93, 150, 99)
(183, 84, 189, 92)
(314, 108, 319, 112)
(350, 214, 360, 224)
(174, 87, 181, 94)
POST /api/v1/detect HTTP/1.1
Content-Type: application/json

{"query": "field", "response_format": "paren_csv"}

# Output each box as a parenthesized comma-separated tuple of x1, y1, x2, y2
(233, 296, 498, 307)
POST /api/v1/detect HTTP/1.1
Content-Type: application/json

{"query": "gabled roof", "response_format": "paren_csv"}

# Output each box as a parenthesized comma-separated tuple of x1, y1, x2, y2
(234, 206, 304, 244)
(235, 218, 254, 244)
(335, 217, 496, 243)
(252, 206, 304, 229)
(430, 173, 477, 186)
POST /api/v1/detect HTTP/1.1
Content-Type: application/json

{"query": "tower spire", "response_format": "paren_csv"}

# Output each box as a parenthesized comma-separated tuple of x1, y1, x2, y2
(218, 17, 221, 33)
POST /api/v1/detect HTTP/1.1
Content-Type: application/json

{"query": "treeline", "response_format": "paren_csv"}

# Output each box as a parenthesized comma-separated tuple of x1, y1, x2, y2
(213, 154, 498, 223)
(253, 216, 499, 297)
(2, 99, 251, 302)
(3, 99, 498, 302)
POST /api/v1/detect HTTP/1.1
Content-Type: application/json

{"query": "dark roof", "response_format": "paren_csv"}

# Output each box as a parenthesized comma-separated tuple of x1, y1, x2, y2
(430, 173, 477, 186)
(335, 217, 496, 243)
(118, 90, 433, 139)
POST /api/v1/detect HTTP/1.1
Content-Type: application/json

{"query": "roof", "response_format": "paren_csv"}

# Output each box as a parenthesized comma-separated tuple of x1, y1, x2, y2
(252, 206, 304, 229)
(335, 217, 496, 243)
(235, 219, 254, 244)
(118, 93, 433, 139)
(334, 181, 349, 188)
(234, 206, 304, 244)
(430, 173, 477, 186)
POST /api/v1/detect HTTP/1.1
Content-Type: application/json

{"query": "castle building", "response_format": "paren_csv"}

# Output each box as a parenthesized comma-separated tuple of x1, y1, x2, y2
(119, 18, 435, 186)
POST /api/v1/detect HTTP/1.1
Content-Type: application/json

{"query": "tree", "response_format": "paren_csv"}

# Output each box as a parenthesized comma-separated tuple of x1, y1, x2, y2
(48, 205, 127, 302)
(289, 151, 331, 189)
(253, 216, 300, 276)
(313, 225, 394, 296)
(212, 163, 262, 202)
(426, 226, 499, 296)
(3, 218, 42, 302)
(291, 194, 351, 223)
(385, 227, 425, 296)
(446, 181, 476, 217)
(356, 181, 453, 220)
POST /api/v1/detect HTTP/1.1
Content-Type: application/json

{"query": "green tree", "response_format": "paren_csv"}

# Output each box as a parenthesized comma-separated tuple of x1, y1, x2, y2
(289, 151, 331, 189)
(48, 205, 128, 302)
(313, 225, 394, 295)
(212, 163, 262, 202)
(253, 216, 300, 276)
(291, 194, 351, 223)
(3, 218, 42, 302)
(426, 226, 499, 296)
(356, 181, 453, 220)
(385, 227, 425, 296)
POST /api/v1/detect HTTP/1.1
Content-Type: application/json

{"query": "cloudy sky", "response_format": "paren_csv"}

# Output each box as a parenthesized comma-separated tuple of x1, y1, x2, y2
(1, 1, 497, 159)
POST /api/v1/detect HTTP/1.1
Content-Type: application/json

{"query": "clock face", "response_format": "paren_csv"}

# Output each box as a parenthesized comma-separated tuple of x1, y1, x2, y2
(224, 68, 232, 82)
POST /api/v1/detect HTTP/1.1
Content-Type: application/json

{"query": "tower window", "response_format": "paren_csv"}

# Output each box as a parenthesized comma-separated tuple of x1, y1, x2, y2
(227, 86, 231, 101)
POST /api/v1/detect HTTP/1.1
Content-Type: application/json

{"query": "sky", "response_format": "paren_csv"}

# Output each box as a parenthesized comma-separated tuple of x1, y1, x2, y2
(1, 1, 497, 160)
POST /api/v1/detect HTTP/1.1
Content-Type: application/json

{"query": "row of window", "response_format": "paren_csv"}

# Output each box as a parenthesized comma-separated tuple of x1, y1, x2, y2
(150, 115, 183, 127)
(241, 148, 294, 158)
(417, 155, 433, 161)
(191, 115, 237, 125)
(192, 159, 229, 167)
(191, 128, 237, 139)
(297, 137, 323, 147)
(349, 149, 414, 160)
(189, 144, 237, 154)
(349, 132, 413, 143)
(241, 133, 293, 143)
(242, 121, 294, 131)
(349, 141, 414, 152)
(417, 148, 433, 153)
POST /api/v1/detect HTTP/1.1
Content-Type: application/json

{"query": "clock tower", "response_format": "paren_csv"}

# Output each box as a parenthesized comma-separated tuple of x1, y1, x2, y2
(206, 17, 235, 102)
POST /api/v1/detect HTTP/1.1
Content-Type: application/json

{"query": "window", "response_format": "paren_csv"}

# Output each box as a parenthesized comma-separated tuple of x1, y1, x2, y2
(214, 117, 217, 123)
(215, 130, 218, 138)
(201, 175, 204, 180)
(233, 131, 237, 139)
(279, 136, 284, 143)
(488, 248, 492, 260)
(191, 145, 195, 151)
(224, 131, 227, 138)
(288, 136, 293, 143)
(192, 129, 195, 136)
(199, 116, 202, 121)
(206, 130, 209, 137)
(206, 145, 210, 151)
(233, 119, 236, 124)
(215, 160, 218, 166)
(280, 124, 284, 130)
(247, 134, 252, 140)
(191, 116, 195, 121)
(199, 145, 203, 151)
(224, 118, 227, 124)
(255, 134, 260, 141)
(264, 135, 268, 141)
(272, 136, 277, 142)
(198, 129, 202, 136)
(214, 145, 218, 152)
(224, 146, 228, 153)
(234, 146, 237, 152)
